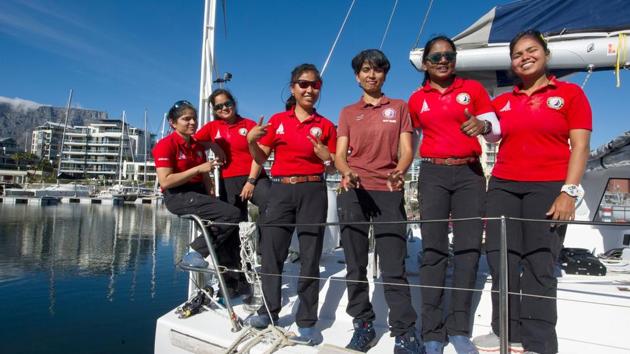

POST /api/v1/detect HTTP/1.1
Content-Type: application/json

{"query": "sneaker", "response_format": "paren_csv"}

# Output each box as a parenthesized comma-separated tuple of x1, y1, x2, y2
(424, 340, 444, 354)
(448, 335, 478, 354)
(245, 313, 273, 329)
(394, 329, 424, 354)
(472, 332, 523, 353)
(181, 251, 209, 268)
(346, 319, 377, 352)
(289, 326, 323, 346)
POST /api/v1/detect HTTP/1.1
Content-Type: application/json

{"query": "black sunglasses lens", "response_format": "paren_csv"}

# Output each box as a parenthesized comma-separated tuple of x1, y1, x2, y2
(214, 100, 234, 111)
(427, 52, 456, 63)
(172, 100, 192, 109)
(296, 80, 322, 89)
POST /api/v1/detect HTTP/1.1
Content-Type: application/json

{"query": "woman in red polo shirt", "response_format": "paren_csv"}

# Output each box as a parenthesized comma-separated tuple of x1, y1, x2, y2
(473, 30, 592, 354)
(152, 100, 242, 291)
(408, 35, 500, 354)
(195, 89, 271, 222)
(244, 64, 336, 346)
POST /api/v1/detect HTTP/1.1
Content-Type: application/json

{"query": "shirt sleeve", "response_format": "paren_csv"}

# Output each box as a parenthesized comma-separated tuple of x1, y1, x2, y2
(325, 121, 337, 153)
(407, 92, 422, 129)
(194, 121, 214, 142)
(399, 102, 414, 134)
(152, 140, 175, 168)
(471, 80, 494, 116)
(337, 108, 349, 137)
(567, 86, 593, 131)
(258, 115, 277, 147)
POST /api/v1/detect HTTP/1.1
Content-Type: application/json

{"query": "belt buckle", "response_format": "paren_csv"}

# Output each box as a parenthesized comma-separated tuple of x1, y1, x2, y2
(445, 158, 454, 166)
(289, 176, 298, 184)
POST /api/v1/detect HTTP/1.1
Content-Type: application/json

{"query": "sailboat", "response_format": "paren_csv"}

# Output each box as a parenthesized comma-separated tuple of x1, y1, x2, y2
(154, 1, 630, 353)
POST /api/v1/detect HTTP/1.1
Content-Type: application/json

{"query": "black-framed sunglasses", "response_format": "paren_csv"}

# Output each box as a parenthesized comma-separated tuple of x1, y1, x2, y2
(425, 51, 457, 64)
(213, 100, 234, 111)
(293, 80, 322, 90)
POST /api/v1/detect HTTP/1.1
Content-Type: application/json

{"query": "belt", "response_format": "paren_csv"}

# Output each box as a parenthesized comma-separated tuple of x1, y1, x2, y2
(272, 175, 323, 184)
(421, 157, 478, 166)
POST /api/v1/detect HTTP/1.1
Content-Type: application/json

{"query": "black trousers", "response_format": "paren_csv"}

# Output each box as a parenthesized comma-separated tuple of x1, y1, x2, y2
(163, 184, 241, 269)
(418, 162, 485, 342)
(338, 189, 416, 337)
(485, 177, 564, 354)
(219, 175, 271, 222)
(257, 181, 327, 328)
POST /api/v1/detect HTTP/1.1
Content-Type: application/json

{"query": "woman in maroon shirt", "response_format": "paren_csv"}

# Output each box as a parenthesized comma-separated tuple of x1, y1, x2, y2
(473, 30, 592, 354)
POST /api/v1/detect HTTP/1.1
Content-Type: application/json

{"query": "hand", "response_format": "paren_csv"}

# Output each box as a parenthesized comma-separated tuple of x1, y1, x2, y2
(546, 193, 576, 226)
(341, 171, 360, 191)
(195, 161, 215, 174)
(386, 169, 405, 191)
(306, 134, 331, 162)
(208, 142, 226, 164)
(460, 109, 486, 137)
(247, 116, 270, 144)
(239, 181, 255, 201)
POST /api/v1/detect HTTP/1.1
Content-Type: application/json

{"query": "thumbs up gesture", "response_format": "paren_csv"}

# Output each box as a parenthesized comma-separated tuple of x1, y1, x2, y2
(460, 109, 486, 137)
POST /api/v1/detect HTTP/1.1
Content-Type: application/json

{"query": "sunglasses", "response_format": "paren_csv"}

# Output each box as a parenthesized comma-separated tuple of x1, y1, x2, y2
(213, 100, 234, 111)
(425, 51, 457, 64)
(171, 100, 194, 110)
(294, 80, 322, 90)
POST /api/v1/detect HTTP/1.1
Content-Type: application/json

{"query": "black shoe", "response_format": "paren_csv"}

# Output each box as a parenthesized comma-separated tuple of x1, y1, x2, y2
(394, 329, 423, 354)
(346, 319, 377, 352)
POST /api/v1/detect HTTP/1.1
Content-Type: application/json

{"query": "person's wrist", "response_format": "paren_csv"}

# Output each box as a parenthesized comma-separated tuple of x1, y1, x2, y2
(247, 177, 257, 186)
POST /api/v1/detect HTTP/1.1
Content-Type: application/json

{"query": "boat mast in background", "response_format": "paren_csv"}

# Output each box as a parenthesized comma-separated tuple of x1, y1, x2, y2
(144, 109, 148, 185)
(56, 89, 73, 185)
(117, 111, 126, 185)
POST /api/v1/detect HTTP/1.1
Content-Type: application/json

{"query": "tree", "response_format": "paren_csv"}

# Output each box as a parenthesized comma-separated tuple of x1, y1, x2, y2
(10, 152, 38, 170)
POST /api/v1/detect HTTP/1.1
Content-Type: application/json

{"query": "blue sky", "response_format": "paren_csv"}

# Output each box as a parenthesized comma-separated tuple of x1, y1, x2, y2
(0, 0, 627, 148)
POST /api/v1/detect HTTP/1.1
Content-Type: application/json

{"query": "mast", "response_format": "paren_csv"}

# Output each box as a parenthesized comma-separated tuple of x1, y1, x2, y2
(143, 109, 148, 185)
(117, 111, 126, 184)
(56, 89, 73, 185)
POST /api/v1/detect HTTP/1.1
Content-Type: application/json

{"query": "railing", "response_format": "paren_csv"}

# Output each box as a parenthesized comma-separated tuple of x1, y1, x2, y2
(181, 215, 630, 352)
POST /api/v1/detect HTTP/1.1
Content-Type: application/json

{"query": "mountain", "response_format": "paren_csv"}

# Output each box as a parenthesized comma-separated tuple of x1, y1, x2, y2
(0, 97, 108, 150)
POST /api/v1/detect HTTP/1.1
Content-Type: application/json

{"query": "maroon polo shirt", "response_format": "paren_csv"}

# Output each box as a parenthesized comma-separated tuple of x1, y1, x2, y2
(337, 96, 413, 191)
(259, 109, 337, 177)
(195, 116, 257, 178)
(152, 131, 207, 185)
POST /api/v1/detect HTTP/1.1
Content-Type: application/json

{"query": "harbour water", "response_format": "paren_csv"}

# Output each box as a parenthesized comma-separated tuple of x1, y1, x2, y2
(0, 203, 191, 354)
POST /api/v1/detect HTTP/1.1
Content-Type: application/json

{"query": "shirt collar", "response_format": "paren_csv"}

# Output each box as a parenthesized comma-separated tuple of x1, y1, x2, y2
(513, 75, 558, 95)
(171, 131, 198, 146)
(288, 109, 321, 123)
(216, 115, 245, 127)
(358, 94, 391, 109)
(421, 76, 464, 94)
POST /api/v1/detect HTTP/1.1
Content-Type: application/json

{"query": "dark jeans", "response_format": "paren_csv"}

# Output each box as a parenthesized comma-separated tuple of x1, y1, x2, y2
(337, 189, 416, 337)
(257, 181, 327, 328)
(485, 177, 564, 354)
(163, 184, 241, 269)
(219, 175, 271, 222)
(418, 162, 485, 342)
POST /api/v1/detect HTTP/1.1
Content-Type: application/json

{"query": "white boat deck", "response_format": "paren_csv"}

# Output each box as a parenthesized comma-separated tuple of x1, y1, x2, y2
(155, 236, 630, 354)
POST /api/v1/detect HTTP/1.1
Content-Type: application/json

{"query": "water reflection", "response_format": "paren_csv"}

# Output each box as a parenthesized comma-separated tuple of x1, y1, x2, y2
(0, 204, 189, 352)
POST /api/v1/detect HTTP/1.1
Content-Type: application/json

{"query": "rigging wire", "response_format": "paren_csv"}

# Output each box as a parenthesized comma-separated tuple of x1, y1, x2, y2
(412, 0, 435, 50)
(379, 0, 399, 50)
(321, 0, 356, 77)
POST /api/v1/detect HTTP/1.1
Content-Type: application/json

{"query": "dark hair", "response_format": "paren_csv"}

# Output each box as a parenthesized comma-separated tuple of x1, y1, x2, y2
(351, 49, 391, 74)
(509, 29, 550, 57)
(285, 63, 322, 111)
(209, 88, 238, 114)
(167, 100, 196, 123)
(421, 35, 457, 84)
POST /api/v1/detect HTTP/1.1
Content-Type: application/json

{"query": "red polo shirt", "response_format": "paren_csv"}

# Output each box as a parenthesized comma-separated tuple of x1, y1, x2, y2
(408, 77, 494, 158)
(259, 110, 337, 176)
(492, 76, 592, 181)
(195, 116, 257, 178)
(338, 96, 413, 191)
(152, 131, 207, 185)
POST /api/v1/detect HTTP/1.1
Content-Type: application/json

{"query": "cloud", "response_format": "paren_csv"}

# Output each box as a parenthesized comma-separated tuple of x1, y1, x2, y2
(0, 96, 46, 112)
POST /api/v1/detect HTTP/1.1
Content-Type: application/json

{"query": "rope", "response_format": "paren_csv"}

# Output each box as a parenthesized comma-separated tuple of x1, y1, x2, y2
(321, 0, 356, 76)
(412, 0, 435, 50)
(379, 0, 399, 50)
(581, 64, 594, 89)
(615, 33, 627, 87)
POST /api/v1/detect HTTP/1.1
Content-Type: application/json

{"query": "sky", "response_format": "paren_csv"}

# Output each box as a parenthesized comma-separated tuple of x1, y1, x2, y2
(0, 0, 628, 148)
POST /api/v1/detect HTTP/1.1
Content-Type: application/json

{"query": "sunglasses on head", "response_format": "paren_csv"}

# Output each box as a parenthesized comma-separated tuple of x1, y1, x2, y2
(425, 51, 457, 64)
(213, 100, 234, 111)
(170, 100, 194, 110)
(294, 80, 322, 90)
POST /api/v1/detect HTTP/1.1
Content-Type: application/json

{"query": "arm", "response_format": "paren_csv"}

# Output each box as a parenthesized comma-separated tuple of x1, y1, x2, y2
(202, 170, 214, 196)
(412, 128, 422, 158)
(546, 129, 591, 221)
(240, 160, 264, 201)
(387, 132, 413, 191)
(334, 136, 360, 189)
(156, 162, 215, 190)
(246, 117, 272, 165)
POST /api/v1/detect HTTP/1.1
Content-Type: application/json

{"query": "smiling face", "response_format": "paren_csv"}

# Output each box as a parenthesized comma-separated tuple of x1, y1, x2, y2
(290, 70, 321, 110)
(510, 36, 549, 81)
(170, 108, 197, 137)
(212, 93, 236, 121)
(355, 61, 386, 94)
(422, 39, 456, 83)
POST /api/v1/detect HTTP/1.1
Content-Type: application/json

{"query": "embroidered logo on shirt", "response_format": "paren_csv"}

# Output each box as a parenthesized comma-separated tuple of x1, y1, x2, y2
(214, 131, 222, 139)
(456, 92, 471, 105)
(547, 96, 564, 110)
(276, 123, 285, 135)
(499, 101, 511, 112)
(178, 151, 186, 160)
(157, 157, 170, 161)
(382, 108, 396, 119)
(420, 100, 430, 113)
(238, 127, 248, 136)
(355, 114, 364, 120)
(309, 127, 322, 138)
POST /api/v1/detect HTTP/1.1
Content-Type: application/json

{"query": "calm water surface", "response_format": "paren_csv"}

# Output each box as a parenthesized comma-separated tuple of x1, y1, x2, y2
(0, 203, 192, 354)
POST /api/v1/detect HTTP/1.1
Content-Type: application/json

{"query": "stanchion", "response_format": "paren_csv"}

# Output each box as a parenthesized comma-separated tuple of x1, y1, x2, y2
(499, 215, 509, 354)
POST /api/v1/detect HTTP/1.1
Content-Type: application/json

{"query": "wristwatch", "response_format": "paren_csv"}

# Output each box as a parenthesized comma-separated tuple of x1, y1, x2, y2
(482, 120, 492, 135)
(561, 184, 584, 198)
(323, 159, 333, 167)
(247, 177, 257, 185)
